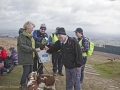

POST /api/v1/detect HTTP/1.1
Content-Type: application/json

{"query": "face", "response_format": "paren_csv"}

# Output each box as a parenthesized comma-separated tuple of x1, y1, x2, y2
(57, 34, 66, 42)
(26, 25, 34, 34)
(40, 28, 46, 34)
(0, 49, 2, 52)
(75, 32, 82, 38)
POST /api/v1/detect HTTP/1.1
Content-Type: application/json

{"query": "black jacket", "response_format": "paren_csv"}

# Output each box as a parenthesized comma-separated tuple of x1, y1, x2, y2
(47, 36, 83, 69)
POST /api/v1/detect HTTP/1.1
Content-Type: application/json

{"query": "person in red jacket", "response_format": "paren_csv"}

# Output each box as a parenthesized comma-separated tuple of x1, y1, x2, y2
(0, 46, 7, 61)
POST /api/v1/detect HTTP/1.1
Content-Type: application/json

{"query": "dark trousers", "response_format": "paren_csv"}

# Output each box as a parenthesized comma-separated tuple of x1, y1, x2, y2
(52, 52, 63, 73)
(33, 59, 43, 74)
(80, 56, 87, 84)
(0, 67, 7, 74)
(20, 65, 33, 85)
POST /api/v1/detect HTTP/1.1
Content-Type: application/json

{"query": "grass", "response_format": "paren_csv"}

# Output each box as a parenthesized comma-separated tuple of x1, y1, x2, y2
(0, 62, 66, 90)
(94, 61, 120, 78)
(0, 56, 120, 90)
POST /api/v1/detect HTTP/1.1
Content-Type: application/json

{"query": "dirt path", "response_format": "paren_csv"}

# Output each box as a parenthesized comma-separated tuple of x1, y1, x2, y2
(82, 64, 120, 90)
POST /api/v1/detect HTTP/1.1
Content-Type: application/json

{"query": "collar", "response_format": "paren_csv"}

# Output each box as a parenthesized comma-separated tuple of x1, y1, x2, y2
(63, 36, 68, 44)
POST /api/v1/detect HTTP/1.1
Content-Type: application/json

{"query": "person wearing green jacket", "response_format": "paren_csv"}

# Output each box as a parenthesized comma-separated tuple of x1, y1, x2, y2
(17, 21, 40, 90)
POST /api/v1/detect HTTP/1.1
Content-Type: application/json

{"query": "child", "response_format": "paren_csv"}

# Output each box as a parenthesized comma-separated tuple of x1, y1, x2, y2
(0, 46, 7, 61)
(9, 47, 18, 65)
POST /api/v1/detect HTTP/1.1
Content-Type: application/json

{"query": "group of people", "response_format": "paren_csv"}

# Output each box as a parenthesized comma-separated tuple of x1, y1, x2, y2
(0, 46, 18, 76)
(18, 21, 90, 90)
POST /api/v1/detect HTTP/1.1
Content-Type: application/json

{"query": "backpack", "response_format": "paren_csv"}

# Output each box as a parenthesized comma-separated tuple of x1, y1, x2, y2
(4, 56, 14, 69)
(18, 28, 24, 35)
(80, 37, 94, 56)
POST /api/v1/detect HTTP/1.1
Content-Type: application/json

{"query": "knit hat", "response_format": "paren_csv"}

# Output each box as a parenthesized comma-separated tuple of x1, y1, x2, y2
(56, 28, 66, 35)
(74, 28, 83, 33)
(40, 24, 46, 29)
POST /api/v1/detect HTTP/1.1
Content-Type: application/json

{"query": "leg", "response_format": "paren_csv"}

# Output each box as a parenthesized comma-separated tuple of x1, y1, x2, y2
(52, 52, 58, 76)
(33, 59, 37, 71)
(65, 68, 73, 90)
(80, 65, 85, 84)
(66, 68, 81, 90)
(80, 57, 87, 84)
(74, 68, 81, 90)
(58, 52, 64, 76)
(52, 83, 56, 90)
(20, 65, 32, 85)
(52, 52, 58, 73)
(0, 67, 7, 74)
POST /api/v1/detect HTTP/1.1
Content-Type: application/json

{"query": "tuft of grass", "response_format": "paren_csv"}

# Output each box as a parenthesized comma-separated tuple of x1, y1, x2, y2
(94, 61, 120, 78)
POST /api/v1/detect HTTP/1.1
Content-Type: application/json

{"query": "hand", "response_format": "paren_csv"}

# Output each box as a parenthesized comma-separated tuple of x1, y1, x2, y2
(36, 48, 40, 52)
(76, 67, 81, 71)
(44, 46, 49, 50)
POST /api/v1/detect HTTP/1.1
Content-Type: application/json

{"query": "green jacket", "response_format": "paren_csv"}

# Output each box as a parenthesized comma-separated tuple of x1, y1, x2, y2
(17, 30, 37, 65)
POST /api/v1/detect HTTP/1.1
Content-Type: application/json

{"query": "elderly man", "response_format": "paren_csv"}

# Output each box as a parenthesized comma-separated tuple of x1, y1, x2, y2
(45, 27, 83, 90)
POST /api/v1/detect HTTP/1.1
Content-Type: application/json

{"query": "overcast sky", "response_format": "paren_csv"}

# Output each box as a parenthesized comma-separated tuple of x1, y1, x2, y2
(0, 0, 120, 34)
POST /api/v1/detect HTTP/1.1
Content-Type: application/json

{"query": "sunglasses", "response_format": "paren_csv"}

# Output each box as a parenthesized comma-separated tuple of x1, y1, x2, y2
(41, 29, 46, 31)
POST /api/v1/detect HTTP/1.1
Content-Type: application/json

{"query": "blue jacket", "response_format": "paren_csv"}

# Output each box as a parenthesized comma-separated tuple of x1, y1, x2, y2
(32, 30, 49, 43)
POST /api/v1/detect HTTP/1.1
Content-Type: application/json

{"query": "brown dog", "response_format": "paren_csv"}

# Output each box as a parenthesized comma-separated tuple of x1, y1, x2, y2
(27, 72, 41, 90)
(37, 74, 56, 90)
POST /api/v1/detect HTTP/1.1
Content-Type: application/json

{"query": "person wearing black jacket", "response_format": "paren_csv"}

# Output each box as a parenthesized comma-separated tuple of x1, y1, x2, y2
(45, 28, 83, 90)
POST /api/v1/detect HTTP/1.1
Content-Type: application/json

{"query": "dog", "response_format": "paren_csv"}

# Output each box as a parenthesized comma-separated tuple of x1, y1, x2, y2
(37, 74, 56, 90)
(27, 72, 41, 90)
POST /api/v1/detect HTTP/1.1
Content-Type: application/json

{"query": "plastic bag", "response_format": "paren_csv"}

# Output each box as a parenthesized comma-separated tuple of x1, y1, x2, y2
(38, 50, 50, 63)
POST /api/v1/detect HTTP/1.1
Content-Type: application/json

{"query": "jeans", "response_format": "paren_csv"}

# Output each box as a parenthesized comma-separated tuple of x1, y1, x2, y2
(66, 68, 81, 90)
(80, 56, 87, 84)
(20, 65, 33, 85)
(52, 52, 63, 73)
(0, 67, 7, 74)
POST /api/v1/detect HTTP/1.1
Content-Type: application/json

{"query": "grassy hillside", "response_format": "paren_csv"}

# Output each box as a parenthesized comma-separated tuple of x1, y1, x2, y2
(0, 37, 120, 90)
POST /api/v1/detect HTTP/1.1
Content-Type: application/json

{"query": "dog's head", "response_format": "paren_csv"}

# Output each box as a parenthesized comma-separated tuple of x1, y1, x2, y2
(37, 75, 55, 86)
(28, 71, 37, 80)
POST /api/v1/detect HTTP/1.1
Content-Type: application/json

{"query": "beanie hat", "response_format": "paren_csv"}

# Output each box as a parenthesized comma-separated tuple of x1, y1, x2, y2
(74, 28, 83, 33)
(40, 24, 46, 29)
(56, 28, 66, 35)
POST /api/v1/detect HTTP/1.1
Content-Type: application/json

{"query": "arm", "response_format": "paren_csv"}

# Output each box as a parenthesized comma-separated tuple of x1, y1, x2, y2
(47, 40, 61, 54)
(18, 34, 36, 53)
(73, 40, 83, 68)
(33, 30, 43, 42)
(82, 38, 89, 52)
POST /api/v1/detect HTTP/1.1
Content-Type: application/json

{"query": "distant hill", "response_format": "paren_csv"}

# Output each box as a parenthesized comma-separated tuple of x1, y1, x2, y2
(0, 30, 120, 46)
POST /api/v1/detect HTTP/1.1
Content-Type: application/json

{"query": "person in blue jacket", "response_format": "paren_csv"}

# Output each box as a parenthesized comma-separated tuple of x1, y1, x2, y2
(32, 23, 49, 75)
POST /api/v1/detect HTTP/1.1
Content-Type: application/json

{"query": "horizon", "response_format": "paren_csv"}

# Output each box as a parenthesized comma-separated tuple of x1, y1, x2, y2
(0, 28, 120, 36)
